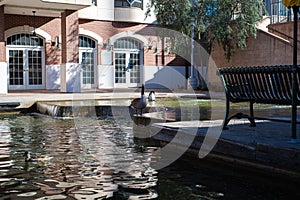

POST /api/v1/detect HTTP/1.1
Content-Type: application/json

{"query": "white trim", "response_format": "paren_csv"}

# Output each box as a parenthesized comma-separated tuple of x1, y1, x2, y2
(109, 31, 148, 46)
(79, 28, 103, 45)
(5, 26, 52, 43)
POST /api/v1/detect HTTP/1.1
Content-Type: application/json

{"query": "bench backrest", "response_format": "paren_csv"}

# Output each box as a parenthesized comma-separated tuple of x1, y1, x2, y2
(218, 65, 300, 105)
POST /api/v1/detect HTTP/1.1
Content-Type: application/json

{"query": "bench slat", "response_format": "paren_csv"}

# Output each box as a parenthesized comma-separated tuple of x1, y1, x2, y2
(218, 65, 299, 105)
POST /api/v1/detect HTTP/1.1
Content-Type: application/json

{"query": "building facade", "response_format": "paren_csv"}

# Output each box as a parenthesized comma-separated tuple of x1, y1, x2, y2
(0, 0, 190, 94)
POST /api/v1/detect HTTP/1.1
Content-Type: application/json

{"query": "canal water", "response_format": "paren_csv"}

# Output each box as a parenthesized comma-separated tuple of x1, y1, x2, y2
(1, 113, 300, 199)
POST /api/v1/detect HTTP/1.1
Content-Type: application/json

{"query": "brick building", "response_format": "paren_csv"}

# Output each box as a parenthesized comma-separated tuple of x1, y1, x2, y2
(0, 0, 298, 94)
(0, 0, 191, 94)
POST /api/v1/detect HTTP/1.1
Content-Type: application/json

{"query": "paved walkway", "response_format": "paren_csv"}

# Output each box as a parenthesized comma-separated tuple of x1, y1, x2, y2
(1, 90, 300, 176)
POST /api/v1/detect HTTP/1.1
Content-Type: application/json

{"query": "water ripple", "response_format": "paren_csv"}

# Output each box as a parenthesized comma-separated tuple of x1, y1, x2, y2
(0, 116, 158, 199)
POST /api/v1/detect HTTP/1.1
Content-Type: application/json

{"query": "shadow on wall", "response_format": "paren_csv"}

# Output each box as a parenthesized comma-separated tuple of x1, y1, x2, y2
(145, 66, 187, 89)
(66, 64, 81, 92)
(46, 65, 60, 90)
(46, 64, 81, 92)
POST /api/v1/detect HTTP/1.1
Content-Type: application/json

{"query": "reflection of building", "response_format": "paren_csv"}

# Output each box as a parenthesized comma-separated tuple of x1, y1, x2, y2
(0, 0, 190, 94)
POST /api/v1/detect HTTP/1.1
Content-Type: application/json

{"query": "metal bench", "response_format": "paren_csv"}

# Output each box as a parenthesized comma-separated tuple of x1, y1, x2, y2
(218, 65, 300, 132)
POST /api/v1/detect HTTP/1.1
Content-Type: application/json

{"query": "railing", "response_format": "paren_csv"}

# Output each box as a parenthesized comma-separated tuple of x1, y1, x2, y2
(267, 26, 300, 48)
(269, 1, 293, 24)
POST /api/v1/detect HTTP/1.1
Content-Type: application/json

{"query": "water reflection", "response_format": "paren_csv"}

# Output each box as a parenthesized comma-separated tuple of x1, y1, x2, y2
(1, 112, 300, 199)
(0, 115, 158, 199)
(0, 119, 13, 184)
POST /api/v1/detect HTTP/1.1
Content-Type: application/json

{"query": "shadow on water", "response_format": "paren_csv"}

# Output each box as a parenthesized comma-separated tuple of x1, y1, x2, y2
(156, 153, 300, 200)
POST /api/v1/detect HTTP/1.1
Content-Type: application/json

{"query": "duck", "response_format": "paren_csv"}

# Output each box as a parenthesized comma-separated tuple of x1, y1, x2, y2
(23, 151, 53, 162)
(148, 91, 155, 102)
(129, 84, 147, 115)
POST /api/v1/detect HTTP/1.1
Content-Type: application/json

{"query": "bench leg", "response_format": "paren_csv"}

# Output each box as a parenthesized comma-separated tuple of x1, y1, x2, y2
(249, 101, 256, 127)
(223, 100, 256, 129)
(223, 99, 230, 130)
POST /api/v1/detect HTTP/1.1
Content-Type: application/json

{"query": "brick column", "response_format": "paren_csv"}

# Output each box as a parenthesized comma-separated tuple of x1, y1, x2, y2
(60, 10, 81, 93)
(0, 6, 7, 94)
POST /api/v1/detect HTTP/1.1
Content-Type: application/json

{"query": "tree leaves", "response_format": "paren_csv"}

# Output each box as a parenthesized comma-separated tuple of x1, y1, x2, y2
(146, 0, 263, 60)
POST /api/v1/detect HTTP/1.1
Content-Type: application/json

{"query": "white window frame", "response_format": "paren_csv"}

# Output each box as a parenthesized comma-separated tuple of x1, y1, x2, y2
(114, 49, 142, 88)
(7, 46, 45, 90)
(79, 47, 97, 89)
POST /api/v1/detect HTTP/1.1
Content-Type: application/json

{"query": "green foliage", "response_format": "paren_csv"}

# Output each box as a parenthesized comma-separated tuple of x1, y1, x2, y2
(146, 0, 263, 60)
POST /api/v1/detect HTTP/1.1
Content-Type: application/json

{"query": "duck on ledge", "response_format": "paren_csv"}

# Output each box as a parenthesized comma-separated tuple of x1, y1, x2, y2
(129, 84, 147, 115)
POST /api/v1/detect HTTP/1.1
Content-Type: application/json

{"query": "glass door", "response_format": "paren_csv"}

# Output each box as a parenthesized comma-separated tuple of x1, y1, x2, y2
(8, 48, 44, 90)
(80, 49, 96, 89)
(114, 51, 141, 87)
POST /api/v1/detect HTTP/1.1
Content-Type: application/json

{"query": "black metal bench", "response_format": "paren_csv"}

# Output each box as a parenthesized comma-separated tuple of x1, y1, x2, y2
(218, 65, 300, 131)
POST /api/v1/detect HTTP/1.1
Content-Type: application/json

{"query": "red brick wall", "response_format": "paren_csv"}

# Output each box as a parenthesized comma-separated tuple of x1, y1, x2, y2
(211, 29, 299, 67)
(43, 18, 61, 65)
(2, 14, 180, 67)
(268, 21, 300, 44)
(61, 10, 79, 64)
(4, 14, 61, 65)
(208, 24, 300, 88)
(79, 20, 179, 66)
(3, 13, 300, 69)
(0, 6, 5, 62)
(5, 14, 54, 32)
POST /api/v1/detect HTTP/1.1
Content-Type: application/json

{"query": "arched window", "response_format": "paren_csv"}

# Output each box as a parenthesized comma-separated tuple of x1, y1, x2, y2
(115, 0, 143, 9)
(7, 33, 43, 47)
(79, 35, 96, 48)
(114, 37, 142, 50)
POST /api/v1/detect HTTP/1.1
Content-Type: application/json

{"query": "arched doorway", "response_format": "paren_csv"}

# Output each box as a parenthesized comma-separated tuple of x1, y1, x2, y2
(6, 33, 45, 90)
(114, 37, 143, 87)
(79, 35, 97, 89)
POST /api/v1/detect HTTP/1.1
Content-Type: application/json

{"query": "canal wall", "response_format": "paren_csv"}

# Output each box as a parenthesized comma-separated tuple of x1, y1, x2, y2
(22, 100, 300, 178)
(133, 120, 300, 178)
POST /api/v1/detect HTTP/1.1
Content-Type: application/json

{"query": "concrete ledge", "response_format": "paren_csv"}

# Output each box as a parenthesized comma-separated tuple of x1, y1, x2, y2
(135, 120, 300, 175)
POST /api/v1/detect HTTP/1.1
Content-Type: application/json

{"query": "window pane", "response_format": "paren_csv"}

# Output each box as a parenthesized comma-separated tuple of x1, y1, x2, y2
(115, 0, 142, 8)
(114, 38, 142, 50)
(6, 34, 43, 47)
(79, 36, 96, 48)
(8, 50, 24, 86)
